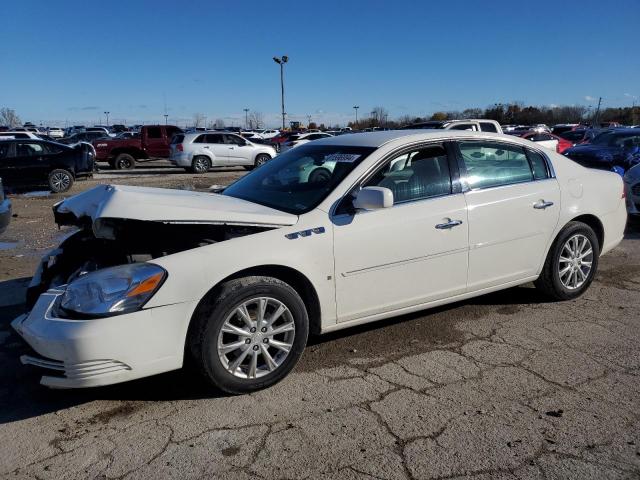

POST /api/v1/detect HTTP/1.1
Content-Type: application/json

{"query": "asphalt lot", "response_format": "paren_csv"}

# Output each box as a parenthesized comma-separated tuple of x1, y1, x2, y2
(1, 163, 639, 479)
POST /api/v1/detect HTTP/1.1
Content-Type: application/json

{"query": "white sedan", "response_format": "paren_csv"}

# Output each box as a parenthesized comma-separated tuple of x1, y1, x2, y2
(279, 132, 333, 152)
(13, 131, 626, 392)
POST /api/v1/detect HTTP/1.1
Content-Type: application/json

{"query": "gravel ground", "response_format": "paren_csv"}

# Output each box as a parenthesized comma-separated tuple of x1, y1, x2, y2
(0, 165, 639, 479)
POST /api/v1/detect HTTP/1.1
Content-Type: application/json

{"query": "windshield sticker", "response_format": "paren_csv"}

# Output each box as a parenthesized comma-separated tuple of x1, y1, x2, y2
(324, 153, 361, 163)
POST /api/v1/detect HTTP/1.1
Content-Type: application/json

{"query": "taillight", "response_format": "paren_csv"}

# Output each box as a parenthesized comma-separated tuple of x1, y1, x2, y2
(177, 144, 183, 152)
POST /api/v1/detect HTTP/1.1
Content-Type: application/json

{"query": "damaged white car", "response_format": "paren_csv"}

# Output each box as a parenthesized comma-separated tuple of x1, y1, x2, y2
(12, 131, 627, 393)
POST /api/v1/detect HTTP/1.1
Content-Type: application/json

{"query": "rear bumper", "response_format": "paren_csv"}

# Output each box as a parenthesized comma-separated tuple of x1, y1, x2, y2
(0, 198, 11, 234)
(12, 289, 196, 388)
(169, 152, 191, 167)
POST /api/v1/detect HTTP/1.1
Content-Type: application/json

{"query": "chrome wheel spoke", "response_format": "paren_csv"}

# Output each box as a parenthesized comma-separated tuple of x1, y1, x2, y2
(559, 265, 572, 278)
(236, 304, 253, 328)
(579, 249, 592, 260)
(260, 344, 278, 371)
(220, 340, 247, 354)
(222, 324, 251, 337)
(228, 348, 250, 374)
(265, 304, 287, 328)
(248, 351, 258, 379)
(269, 321, 295, 337)
(268, 339, 292, 353)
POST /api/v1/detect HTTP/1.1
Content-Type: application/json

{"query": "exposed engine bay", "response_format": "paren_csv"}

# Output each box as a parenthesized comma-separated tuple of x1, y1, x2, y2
(26, 219, 272, 308)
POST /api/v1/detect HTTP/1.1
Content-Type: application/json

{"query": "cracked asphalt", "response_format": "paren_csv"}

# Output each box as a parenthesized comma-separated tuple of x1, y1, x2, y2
(0, 165, 639, 479)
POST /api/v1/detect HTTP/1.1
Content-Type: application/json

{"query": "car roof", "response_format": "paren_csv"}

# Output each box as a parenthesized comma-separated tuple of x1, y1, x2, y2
(312, 129, 517, 148)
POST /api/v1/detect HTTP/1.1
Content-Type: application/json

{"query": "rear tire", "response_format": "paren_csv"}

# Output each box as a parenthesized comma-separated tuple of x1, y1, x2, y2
(191, 156, 211, 174)
(188, 276, 309, 394)
(48, 169, 74, 193)
(114, 153, 135, 170)
(534, 221, 599, 300)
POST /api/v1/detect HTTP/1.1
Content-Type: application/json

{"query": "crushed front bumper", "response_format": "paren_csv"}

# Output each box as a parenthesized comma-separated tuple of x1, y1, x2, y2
(12, 289, 196, 388)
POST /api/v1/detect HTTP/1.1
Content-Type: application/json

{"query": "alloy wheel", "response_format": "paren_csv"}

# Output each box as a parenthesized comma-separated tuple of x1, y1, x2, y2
(217, 297, 295, 379)
(558, 234, 593, 290)
(51, 172, 71, 191)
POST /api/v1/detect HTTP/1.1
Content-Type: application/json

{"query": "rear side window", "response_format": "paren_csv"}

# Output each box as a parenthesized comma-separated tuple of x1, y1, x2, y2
(526, 149, 550, 180)
(450, 123, 475, 131)
(205, 134, 224, 144)
(480, 122, 498, 133)
(147, 127, 162, 139)
(458, 141, 533, 189)
(172, 134, 185, 144)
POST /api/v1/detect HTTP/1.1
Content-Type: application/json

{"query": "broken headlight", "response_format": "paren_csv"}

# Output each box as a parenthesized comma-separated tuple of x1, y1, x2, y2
(60, 263, 166, 317)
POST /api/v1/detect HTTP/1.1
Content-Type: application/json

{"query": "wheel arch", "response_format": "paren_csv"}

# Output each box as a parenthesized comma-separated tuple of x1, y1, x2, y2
(185, 264, 322, 354)
(568, 213, 604, 251)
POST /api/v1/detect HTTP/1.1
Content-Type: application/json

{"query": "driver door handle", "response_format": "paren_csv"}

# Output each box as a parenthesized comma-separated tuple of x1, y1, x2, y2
(533, 200, 554, 209)
(435, 219, 463, 230)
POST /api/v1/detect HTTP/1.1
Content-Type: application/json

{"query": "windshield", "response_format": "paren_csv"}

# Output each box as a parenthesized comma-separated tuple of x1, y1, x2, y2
(223, 144, 376, 214)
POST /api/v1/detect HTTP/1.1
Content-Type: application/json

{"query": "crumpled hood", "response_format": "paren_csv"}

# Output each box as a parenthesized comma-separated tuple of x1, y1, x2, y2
(53, 184, 298, 236)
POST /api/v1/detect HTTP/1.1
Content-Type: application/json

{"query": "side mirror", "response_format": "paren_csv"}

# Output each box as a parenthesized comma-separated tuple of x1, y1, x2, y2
(353, 186, 394, 210)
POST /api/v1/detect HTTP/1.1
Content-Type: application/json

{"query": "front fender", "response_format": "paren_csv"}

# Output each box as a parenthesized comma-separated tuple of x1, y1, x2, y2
(146, 209, 336, 325)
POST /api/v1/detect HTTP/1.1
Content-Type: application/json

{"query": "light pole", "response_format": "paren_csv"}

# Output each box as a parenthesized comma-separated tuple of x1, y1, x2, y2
(307, 115, 312, 128)
(273, 55, 289, 130)
(243, 108, 249, 129)
(104, 111, 110, 126)
(353, 105, 359, 128)
(164, 114, 168, 125)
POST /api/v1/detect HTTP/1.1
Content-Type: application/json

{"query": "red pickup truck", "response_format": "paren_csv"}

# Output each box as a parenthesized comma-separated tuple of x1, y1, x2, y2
(92, 125, 183, 169)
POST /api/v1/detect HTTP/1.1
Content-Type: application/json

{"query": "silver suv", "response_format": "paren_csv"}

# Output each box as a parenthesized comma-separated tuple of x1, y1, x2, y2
(170, 131, 276, 173)
(401, 119, 503, 134)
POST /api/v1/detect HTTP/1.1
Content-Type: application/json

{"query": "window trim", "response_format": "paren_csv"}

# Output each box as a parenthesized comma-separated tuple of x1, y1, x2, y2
(452, 139, 556, 192)
(333, 140, 461, 216)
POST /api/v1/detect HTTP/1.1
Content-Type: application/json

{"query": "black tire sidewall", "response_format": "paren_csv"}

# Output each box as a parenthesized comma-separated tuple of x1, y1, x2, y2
(547, 223, 600, 299)
(195, 278, 309, 394)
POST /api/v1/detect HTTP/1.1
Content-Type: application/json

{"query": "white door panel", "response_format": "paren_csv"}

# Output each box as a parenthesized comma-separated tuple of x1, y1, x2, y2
(465, 179, 560, 290)
(333, 194, 469, 322)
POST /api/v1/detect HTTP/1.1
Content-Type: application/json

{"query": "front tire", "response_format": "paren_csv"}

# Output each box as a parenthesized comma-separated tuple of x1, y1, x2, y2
(188, 276, 309, 394)
(535, 221, 599, 300)
(48, 169, 74, 193)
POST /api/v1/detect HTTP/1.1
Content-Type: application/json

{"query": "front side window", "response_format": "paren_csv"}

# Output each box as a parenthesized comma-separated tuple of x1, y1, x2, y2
(224, 134, 245, 145)
(223, 144, 376, 214)
(147, 127, 162, 139)
(458, 141, 533, 189)
(364, 145, 452, 203)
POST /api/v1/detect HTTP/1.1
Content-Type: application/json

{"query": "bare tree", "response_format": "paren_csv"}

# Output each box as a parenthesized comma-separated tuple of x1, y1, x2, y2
(370, 106, 388, 126)
(0, 108, 21, 128)
(193, 113, 206, 128)
(213, 118, 225, 129)
(248, 111, 264, 129)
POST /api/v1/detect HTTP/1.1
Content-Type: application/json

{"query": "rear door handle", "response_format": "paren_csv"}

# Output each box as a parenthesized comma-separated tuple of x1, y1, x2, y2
(203, 146, 210, 149)
(533, 200, 554, 209)
(435, 219, 463, 230)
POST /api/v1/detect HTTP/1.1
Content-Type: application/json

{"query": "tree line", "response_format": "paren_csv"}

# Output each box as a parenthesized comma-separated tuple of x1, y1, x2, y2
(347, 103, 640, 129)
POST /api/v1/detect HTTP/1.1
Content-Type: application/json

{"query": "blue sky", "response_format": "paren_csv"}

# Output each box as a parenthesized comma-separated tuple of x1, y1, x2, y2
(2, 0, 638, 128)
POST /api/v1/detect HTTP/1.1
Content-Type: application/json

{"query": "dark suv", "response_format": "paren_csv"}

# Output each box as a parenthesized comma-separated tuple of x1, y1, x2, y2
(0, 139, 95, 192)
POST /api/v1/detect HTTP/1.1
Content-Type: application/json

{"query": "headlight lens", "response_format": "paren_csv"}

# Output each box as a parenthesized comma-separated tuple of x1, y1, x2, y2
(60, 263, 166, 317)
